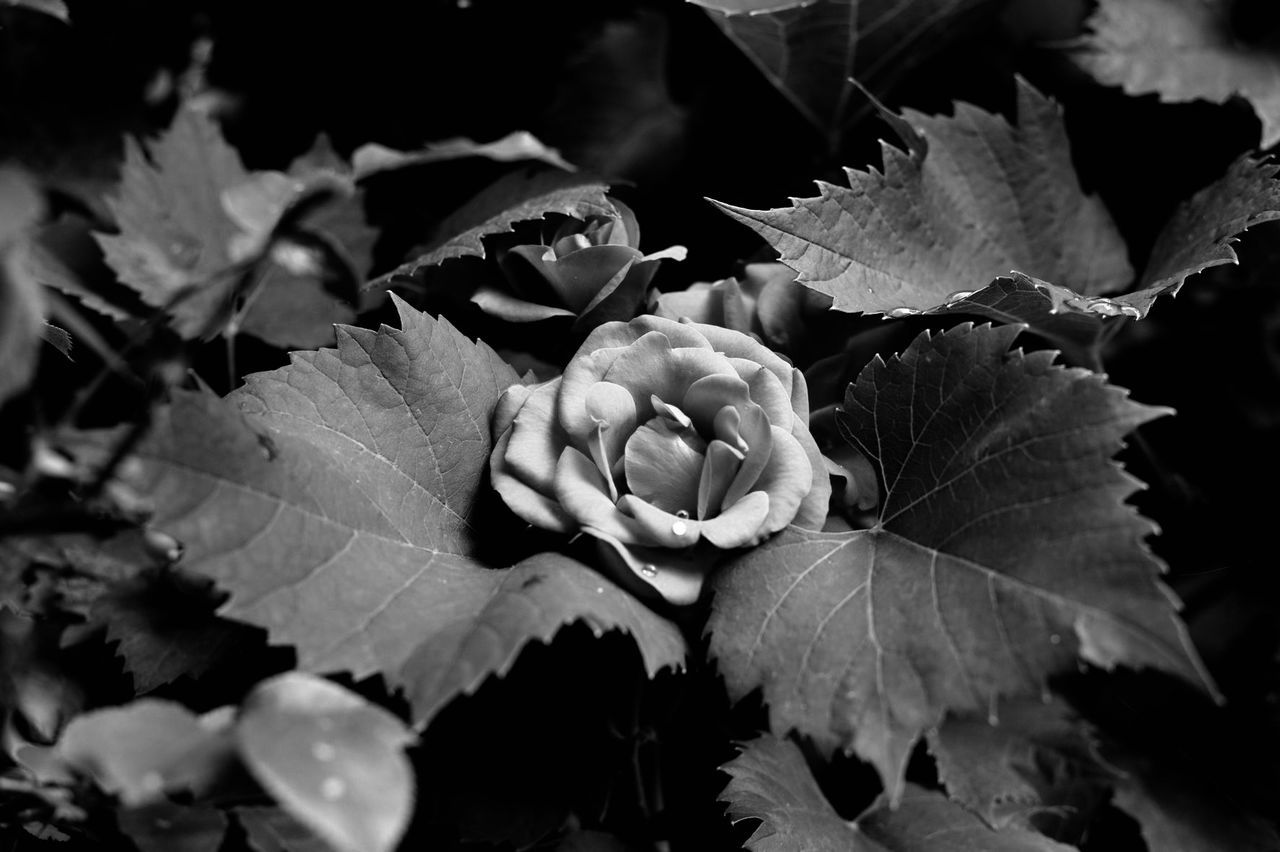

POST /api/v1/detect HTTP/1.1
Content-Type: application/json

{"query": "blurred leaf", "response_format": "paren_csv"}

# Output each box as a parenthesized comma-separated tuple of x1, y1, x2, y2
(1, 0, 67, 19)
(713, 79, 1131, 314)
(238, 806, 332, 852)
(236, 673, 414, 852)
(688, 0, 817, 13)
(117, 803, 228, 852)
(709, 324, 1211, 798)
(720, 736, 1075, 850)
(352, 130, 574, 179)
(0, 169, 46, 409)
(1075, 0, 1280, 147)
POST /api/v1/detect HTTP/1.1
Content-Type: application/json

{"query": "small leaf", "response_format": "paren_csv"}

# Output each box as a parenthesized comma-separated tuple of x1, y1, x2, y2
(373, 170, 612, 286)
(236, 673, 415, 852)
(1113, 155, 1280, 317)
(1075, 0, 1280, 148)
(713, 78, 1131, 315)
(708, 323, 1212, 798)
(720, 736, 1076, 850)
(352, 130, 574, 179)
(117, 803, 228, 852)
(237, 807, 332, 852)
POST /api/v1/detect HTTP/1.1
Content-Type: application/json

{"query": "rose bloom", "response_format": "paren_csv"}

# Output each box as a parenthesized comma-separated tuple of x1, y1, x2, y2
(490, 315, 830, 604)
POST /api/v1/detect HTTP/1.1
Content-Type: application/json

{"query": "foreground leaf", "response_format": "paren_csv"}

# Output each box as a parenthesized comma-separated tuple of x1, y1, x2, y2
(720, 736, 1074, 850)
(709, 323, 1210, 797)
(1075, 0, 1280, 148)
(236, 673, 414, 852)
(1113, 155, 1280, 317)
(713, 78, 1131, 315)
(95, 298, 683, 721)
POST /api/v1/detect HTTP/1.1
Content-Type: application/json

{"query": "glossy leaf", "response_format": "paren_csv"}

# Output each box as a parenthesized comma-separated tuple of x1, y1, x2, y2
(708, 323, 1211, 798)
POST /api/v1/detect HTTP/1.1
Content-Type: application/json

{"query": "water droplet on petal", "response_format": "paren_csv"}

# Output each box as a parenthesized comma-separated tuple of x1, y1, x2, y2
(946, 290, 976, 304)
(321, 777, 346, 800)
(312, 742, 336, 762)
(675, 510, 690, 520)
(886, 307, 920, 319)
(640, 564, 657, 578)
(671, 520, 688, 536)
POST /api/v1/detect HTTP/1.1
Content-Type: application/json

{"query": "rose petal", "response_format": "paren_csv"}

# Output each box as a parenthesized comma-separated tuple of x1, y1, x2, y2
(686, 321, 795, 401)
(792, 421, 834, 529)
(680, 372, 751, 433)
(789, 366, 811, 426)
(585, 381, 637, 498)
(505, 380, 568, 494)
(493, 383, 536, 438)
(700, 490, 771, 548)
(750, 425, 814, 536)
(616, 495, 702, 548)
(588, 529, 706, 607)
(602, 338, 738, 425)
(722, 404, 774, 508)
(554, 447, 648, 544)
(577, 260, 660, 330)
(525, 244, 643, 312)
(746, 364, 796, 427)
(712, 406, 749, 454)
(650, 395, 693, 430)
(698, 439, 743, 520)
(471, 286, 577, 323)
(491, 427, 574, 532)
(623, 419, 706, 516)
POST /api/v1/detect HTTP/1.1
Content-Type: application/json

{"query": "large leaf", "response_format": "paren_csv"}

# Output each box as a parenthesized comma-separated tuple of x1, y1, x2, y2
(1075, 0, 1280, 148)
(373, 170, 613, 286)
(236, 673, 414, 852)
(720, 736, 1075, 850)
(97, 298, 683, 722)
(1113, 155, 1280, 317)
(708, 323, 1211, 798)
(703, 0, 998, 139)
(712, 78, 1132, 315)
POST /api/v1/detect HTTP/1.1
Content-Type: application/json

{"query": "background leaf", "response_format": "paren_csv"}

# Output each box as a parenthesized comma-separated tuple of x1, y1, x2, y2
(713, 79, 1131, 314)
(1075, 0, 1280, 148)
(708, 323, 1210, 797)
(352, 130, 574, 179)
(0, 169, 47, 410)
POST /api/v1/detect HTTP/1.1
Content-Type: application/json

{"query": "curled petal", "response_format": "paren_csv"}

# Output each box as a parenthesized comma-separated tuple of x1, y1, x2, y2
(554, 447, 646, 544)
(792, 420, 834, 529)
(588, 529, 706, 606)
(504, 380, 568, 495)
(493, 383, 535, 438)
(623, 419, 705, 515)
(681, 372, 751, 433)
(700, 491, 771, 548)
(585, 381, 637, 496)
(698, 439, 743, 520)
(686, 321, 795, 401)
(616, 495, 702, 548)
(750, 425, 814, 537)
(722, 404, 774, 509)
(491, 427, 574, 532)
(602, 338, 738, 425)
(789, 366, 811, 425)
(746, 364, 795, 428)
(471, 287, 577, 323)
(510, 243, 642, 312)
(712, 406, 749, 454)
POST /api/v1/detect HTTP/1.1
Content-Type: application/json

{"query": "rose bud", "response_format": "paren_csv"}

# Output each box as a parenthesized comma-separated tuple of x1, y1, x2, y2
(489, 316, 831, 605)
(472, 199, 685, 334)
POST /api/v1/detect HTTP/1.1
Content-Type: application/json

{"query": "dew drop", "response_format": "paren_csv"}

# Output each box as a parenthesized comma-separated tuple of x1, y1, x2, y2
(675, 510, 690, 520)
(321, 777, 346, 800)
(1049, 633, 1061, 645)
(946, 290, 976, 304)
(640, 564, 658, 578)
(886, 307, 920, 319)
(671, 520, 688, 536)
(312, 742, 336, 762)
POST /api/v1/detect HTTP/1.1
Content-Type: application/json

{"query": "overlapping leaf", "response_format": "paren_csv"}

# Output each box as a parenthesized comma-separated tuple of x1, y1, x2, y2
(720, 736, 1075, 850)
(90, 298, 683, 723)
(708, 323, 1211, 798)
(702, 0, 998, 138)
(1075, 0, 1280, 148)
(713, 79, 1132, 314)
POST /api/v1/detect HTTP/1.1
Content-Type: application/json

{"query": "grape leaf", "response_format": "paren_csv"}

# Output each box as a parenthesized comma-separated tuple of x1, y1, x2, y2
(236, 673, 414, 852)
(238, 807, 332, 852)
(95, 298, 684, 722)
(94, 107, 250, 338)
(708, 323, 1211, 798)
(1074, 0, 1280, 148)
(703, 0, 997, 138)
(928, 698, 1105, 829)
(352, 130, 574, 179)
(373, 169, 613, 286)
(1112, 155, 1280, 317)
(720, 735, 1075, 850)
(712, 78, 1132, 315)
